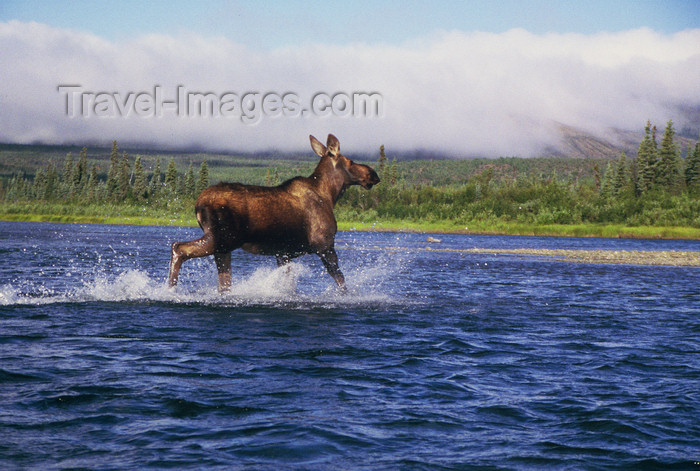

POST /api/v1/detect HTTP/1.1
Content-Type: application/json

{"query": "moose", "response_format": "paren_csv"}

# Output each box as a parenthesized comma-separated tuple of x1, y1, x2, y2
(167, 134, 380, 292)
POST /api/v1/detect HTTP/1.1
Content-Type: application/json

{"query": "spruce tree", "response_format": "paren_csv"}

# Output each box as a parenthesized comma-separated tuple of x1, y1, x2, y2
(378, 145, 387, 174)
(8, 172, 30, 201)
(593, 162, 601, 192)
(650, 125, 664, 184)
(685, 139, 700, 191)
(61, 152, 75, 198)
(6, 173, 19, 201)
(164, 158, 178, 195)
(388, 158, 398, 186)
(150, 157, 162, 198)
(33, 167, 47, 200)
(107, 140, 120, 197)
(613, 152, 629, 196)
(600, 161, 614, 198)
(132, 156, 148, 201)
(183, 162, 195, 197)
(86, 165, 99, 202)
(629, 157, 639, 196)
(657, 120, 681, 190)
(196, 159, 209, 195)
(636, 120, 656, 192)
(75, 147, 88, 194)
(117, 151, 131, 200)
(43, 162, 58, 200)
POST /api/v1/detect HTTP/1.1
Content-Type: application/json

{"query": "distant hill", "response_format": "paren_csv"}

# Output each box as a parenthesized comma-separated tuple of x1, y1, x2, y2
(544, 124, 698, 160)
(1, 118, 698, 178)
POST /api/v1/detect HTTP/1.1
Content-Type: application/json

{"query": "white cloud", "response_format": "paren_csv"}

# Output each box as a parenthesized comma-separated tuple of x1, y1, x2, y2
(1, 21, 699, 157)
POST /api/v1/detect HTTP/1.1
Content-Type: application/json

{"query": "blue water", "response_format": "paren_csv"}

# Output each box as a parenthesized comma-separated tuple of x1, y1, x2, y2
(1, 221, 699, 470)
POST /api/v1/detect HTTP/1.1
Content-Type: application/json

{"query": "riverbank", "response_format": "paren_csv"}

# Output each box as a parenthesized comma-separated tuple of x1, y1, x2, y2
(380, 246, 700, 267)
(337, 220, 700, 239)
(0, 210, 193, 227)
(2, 211, 700, 240)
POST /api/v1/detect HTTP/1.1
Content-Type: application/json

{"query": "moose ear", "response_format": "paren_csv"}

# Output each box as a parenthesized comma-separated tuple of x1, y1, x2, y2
(326, 134, 340, 157)
(310, 135, 326, 157)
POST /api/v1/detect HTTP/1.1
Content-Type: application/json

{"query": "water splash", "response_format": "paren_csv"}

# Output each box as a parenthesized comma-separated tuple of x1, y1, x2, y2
(0, 258, 405, 309)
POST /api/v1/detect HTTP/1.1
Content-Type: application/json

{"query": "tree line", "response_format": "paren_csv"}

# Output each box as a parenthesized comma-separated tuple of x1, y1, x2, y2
(598, 120, 700, 197)
(3, 141, 209, 204)
(2, 120, 699, 229)
(336, 120, 700, 227)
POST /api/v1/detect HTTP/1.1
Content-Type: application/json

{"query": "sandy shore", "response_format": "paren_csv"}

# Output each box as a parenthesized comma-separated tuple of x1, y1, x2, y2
(374, 245, 700, 267)
(463, 248, 700, 266)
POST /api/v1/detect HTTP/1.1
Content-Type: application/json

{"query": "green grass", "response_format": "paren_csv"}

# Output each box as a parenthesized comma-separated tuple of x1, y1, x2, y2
(337, 218, 700, 239)
(4, 140, 700, 239)
(3, 203, 698, 239)
(0, 202, 197, 227)
(0, 212, 195, 226)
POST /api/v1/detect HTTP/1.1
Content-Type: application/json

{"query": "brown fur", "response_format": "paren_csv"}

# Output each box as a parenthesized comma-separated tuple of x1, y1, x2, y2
(167, 134, 380, 292)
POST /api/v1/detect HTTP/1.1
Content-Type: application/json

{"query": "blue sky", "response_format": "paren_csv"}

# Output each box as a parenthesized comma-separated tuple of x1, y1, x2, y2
(1, 0, 699, 155)
(1, 0, 698, 48)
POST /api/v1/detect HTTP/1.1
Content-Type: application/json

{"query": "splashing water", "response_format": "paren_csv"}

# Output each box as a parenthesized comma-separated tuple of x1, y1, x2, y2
(0, 224, 412, 308)
(2, 222, 699, 470)
(0, 257, 404, 308)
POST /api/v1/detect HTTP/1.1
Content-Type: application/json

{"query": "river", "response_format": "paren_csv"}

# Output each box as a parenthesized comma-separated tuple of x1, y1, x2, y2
(1, 221, 698, 469)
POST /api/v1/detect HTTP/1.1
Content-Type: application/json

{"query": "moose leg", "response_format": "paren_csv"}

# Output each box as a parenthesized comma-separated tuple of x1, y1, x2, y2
(319, 248, 346, 290)
(214, 252, 232, 293)
(168, 234, 215, 288)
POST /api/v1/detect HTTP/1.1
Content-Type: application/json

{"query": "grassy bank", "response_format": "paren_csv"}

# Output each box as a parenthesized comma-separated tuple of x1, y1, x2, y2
(347, 245, 700, 266)
(0, 202, 196, 227)
(338, 219, 700, 239)
(4, 133, 700, 240)
(0, 212, 194, 226)
(2, 207, 700, 239)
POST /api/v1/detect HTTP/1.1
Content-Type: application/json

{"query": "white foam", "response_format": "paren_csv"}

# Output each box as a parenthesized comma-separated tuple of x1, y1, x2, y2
(0, 284, 21, 306)
(226, 263, 307, 300)
(0, 259, 408, 309)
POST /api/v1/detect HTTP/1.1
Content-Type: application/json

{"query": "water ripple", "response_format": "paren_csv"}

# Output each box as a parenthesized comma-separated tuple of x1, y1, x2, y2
(1, 222, 699, 469)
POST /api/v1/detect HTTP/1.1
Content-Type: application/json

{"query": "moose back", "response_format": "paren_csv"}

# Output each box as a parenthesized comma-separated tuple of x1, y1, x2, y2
(167, 134, 380, 292)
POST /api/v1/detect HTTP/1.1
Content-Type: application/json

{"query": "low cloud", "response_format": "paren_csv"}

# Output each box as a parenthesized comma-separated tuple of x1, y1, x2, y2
(1, 21, 699, 157)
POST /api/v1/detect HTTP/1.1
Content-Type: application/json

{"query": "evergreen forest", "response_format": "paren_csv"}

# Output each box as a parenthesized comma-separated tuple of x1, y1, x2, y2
(1, 120, 699, 238)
